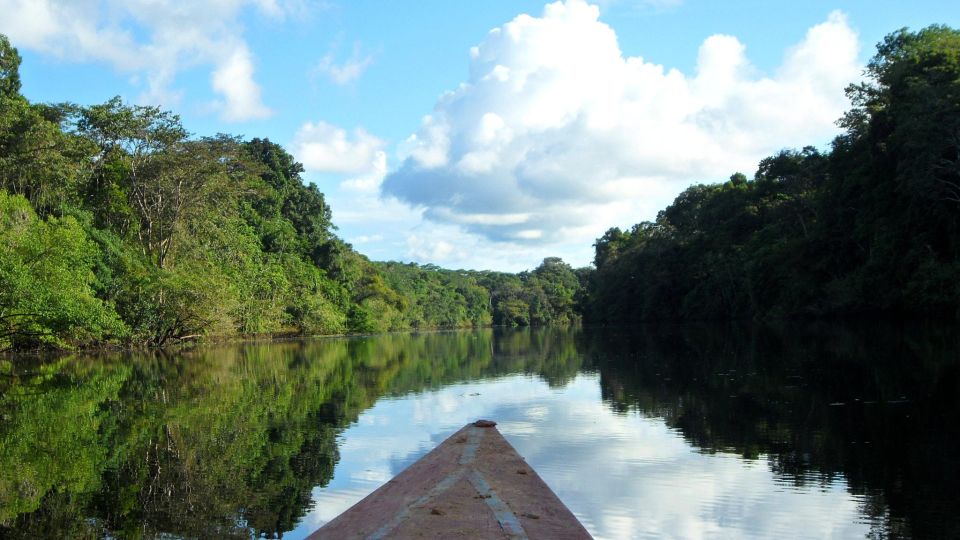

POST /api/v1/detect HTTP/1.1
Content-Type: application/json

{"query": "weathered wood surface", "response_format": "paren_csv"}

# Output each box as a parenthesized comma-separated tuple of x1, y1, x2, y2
(309, 420, 592, 539)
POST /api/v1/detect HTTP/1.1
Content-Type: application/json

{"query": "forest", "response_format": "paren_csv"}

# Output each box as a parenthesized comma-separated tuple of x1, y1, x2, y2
(2, 24, 959, 350)
(585, 26, 960, 322)
(0, 35, 584, 351)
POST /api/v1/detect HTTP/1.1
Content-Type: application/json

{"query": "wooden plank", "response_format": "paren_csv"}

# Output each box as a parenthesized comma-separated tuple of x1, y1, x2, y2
(309, 420, 593, 539)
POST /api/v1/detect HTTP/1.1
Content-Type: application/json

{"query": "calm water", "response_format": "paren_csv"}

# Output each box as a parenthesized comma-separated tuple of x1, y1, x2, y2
(1, 323, 958, 539)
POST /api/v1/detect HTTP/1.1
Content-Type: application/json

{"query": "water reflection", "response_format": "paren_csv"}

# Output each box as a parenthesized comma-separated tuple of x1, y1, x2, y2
(0, 323, 956, 538)
(587, 322, 960, 539)
(302, 374, 871, 539)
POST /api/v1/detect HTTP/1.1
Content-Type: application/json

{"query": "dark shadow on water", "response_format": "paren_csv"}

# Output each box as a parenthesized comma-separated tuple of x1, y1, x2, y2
(583, 320, 960, 540)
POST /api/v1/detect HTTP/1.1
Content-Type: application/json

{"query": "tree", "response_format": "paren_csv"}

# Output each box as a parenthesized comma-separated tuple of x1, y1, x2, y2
(593, 227, 631, 270)
(528, 257, 581, 324)
(72, 98, 191, 262)
(136, 135, 253, 268)
(0, 191, 126, 349)
(0, 34, 21, 99)
(0, 40, 92, 215)
(243, 138, 334, 260)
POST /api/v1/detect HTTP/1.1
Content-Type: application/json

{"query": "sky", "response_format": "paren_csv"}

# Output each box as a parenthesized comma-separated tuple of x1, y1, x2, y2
(2, 0, 959, 271)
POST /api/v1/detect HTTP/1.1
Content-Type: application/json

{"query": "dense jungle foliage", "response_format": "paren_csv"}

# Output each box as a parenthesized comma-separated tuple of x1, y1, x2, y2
(585, 26, 960, 322)
(0, 35, 583, 350)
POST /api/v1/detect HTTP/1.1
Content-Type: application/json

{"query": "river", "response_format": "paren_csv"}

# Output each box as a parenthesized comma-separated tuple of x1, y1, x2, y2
(1, 322, 957, 538)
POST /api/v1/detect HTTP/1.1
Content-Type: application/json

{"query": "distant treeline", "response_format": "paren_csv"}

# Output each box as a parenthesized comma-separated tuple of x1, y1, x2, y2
(584, 26, 960, 322)
(0, 35, 584, 351)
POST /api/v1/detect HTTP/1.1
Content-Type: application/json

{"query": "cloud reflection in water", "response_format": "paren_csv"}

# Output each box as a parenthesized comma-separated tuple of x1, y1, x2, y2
(293, 374, 870, 539)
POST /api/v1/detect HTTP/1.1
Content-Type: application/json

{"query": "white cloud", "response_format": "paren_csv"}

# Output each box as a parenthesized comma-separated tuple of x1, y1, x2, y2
(315, 43, 375, 85)
(211, 45, 272, 121)
(321, 176, 559, 270)
(381, 0, 861, 262)
(350, 234, 383, 245)
(340, 149, 388, 192)
(406, 235, 458, 262)
(292, 121, 386, 175)
(0, 0, 291, 121)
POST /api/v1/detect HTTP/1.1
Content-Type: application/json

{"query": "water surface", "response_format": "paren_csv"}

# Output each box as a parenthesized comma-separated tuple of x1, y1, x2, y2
(1, 323, 957, 538)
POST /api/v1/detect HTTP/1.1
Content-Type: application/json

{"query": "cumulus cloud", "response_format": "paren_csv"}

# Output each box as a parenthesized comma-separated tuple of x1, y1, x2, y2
(0, 0, 291, 121)
(211, 45, 272, 121)
(292, 121, 386, 175)
(381, 0, 861, 250)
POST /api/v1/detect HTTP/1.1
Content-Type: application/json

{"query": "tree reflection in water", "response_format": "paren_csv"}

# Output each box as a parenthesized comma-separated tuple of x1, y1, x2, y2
(587, 322, 960, 540)
(0, 323, 957, 538)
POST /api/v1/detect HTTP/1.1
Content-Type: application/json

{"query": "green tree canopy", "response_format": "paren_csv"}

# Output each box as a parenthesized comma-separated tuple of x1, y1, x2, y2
(0, 35, 21, 99)
(0, 191, 126, 349)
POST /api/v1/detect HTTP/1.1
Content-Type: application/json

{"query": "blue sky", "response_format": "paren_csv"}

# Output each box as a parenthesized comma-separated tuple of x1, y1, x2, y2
(3, 0, 959, 271)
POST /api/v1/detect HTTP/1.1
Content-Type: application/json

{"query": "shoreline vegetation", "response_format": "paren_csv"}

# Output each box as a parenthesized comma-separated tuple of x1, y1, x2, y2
(0, 33, 584, 352)
(2, 25, 960, 352)
(586, 26, 960, 324)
